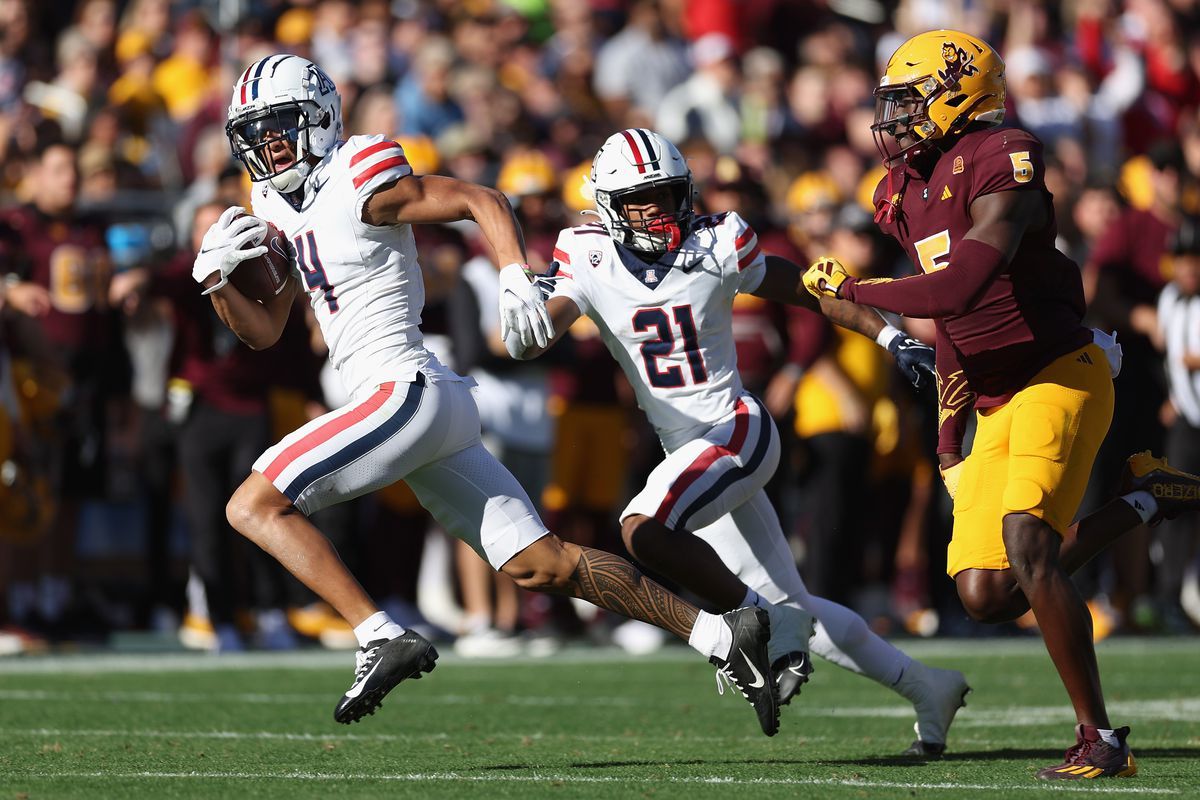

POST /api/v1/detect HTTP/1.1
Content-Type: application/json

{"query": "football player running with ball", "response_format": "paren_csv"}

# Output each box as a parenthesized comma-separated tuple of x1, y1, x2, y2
(507, 128, 970, 756)
(802, 30, 1200, 779)
(194, 55, 784, 735)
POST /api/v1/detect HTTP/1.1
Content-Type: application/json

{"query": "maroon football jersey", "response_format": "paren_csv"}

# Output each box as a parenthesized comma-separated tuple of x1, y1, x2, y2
(0, 206, 111, 352)
(1086, 207, 1174, 312)
(871, 127, 1091, 408)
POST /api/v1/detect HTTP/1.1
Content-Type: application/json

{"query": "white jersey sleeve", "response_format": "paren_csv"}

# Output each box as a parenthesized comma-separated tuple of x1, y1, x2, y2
(545, 229, 594, 315)
(345, 134, 414, 223)
(721, 211, 767, 295)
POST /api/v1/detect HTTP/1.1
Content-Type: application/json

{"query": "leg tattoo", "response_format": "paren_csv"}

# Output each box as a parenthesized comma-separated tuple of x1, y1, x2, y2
(570, 546, 698, 640)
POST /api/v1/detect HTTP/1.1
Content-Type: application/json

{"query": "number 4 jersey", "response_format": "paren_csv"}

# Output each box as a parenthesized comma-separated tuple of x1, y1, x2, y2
(546, 211, 766, 452)
(252, 134, 457, 397)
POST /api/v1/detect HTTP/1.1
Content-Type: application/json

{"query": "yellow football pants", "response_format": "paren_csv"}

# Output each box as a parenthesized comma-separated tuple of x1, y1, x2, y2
(947, 343, 1114, 577)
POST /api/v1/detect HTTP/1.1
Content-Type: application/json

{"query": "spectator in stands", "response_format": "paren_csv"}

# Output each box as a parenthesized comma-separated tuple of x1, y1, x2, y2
(593, 0, 689, 127)
(161, 202, 320, 652)
(396, 38, 464, 139)
(1084, 141, 1184, 626)
(1153, 217, 1200, 632)
(657, 33, 742, 155)
(0, 137, 118, 639)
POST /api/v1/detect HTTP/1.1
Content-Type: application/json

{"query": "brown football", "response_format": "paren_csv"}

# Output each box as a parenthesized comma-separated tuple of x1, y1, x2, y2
(202, 217, 293, 302)
(232, 220, 292, 302)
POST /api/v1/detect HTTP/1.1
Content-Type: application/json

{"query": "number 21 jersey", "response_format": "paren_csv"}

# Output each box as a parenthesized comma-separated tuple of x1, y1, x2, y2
(546, 211, 766, 452)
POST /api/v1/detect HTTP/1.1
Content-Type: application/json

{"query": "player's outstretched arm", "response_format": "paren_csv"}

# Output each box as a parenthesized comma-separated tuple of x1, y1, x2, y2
(812, 190, 1047, 318)
(209, 273, 298, 351)
(757, 254, 936, 389)
(506, 295, 580, 360)
(363, 173, 526, 266)
(754, 254, 889, 338)
(364, 173, 554, 347)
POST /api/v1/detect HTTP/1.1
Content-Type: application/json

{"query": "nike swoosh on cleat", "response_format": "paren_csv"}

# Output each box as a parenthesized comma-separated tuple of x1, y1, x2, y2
(343, 659, 383, 699)
(787, 665, 806, 677)
(740, 648, 765, 689)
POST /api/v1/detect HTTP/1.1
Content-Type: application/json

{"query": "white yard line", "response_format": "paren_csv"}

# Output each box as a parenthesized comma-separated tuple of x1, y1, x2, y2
(1, 687, 1196, 724)
(3, 770, 1181, 794)
(0, 727, 829, 744)
(0, 637, 1191, 675)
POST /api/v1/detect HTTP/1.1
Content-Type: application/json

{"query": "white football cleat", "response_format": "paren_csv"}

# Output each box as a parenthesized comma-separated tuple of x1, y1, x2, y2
(897, 661, 970, 755)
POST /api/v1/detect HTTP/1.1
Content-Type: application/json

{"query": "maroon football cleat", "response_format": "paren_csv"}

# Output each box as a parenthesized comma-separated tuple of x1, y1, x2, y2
(1036, 724, 1137, 780)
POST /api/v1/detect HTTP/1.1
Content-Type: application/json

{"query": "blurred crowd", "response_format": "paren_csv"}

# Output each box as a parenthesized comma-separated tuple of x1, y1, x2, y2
(1, 0, 1199, 657)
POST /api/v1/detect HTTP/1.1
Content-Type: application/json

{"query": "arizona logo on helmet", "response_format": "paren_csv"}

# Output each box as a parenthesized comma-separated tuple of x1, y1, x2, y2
(938, 43, 980, 83)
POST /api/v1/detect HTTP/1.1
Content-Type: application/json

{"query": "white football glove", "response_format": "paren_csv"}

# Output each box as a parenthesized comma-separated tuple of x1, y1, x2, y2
(498, 262, 554, 350)
(192, 206, 269, 296)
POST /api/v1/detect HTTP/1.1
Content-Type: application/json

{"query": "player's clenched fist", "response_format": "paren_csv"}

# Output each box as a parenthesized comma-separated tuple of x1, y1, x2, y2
(193, 206, 268, 295)
(802, 256, 850, 299)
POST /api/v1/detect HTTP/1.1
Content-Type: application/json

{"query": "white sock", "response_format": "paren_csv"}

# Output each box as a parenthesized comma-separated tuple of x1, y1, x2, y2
(353, 611, 405, 647)
(806, 593, 910, 687)
(1096, 727, 1122, 748)
(687, 609, 732, 660)
(1121, 491, 1158, 524)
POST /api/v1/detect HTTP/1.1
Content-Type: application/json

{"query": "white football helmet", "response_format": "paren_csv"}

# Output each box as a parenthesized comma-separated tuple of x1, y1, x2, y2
(590, 129, 694, 255)
(226, 54, 342, 194)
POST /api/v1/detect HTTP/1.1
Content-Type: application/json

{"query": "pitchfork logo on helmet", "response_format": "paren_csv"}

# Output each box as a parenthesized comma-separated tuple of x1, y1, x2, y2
(226, 54, 343, 194)
(872, 30, 1004, 164)
(589, 129, 694, 256)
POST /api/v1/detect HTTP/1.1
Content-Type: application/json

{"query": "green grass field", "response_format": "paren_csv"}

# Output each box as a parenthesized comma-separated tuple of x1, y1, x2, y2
(0, 638, 1196, 799)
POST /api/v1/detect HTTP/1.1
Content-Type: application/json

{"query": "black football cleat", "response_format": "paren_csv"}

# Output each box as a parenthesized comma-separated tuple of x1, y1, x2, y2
(333, 631, 438, 724)
(773, 650, 813, 706)
(710, 607, 780, 736)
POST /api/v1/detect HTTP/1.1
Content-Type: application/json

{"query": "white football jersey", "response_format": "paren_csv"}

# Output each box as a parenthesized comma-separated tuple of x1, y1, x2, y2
(547, 212, 767, 452)
(252, 134, 457, 397)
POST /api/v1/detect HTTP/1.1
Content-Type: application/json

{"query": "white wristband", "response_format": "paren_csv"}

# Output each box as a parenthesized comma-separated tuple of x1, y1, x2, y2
(875, 324, 902, 349)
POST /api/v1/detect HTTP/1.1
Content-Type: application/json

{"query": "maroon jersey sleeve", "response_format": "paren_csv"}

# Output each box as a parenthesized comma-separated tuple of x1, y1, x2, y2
(967, 129, 1048, 203)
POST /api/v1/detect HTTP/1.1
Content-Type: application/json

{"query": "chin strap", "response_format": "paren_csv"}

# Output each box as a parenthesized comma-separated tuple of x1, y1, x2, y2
(874, 164, 897, 224)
